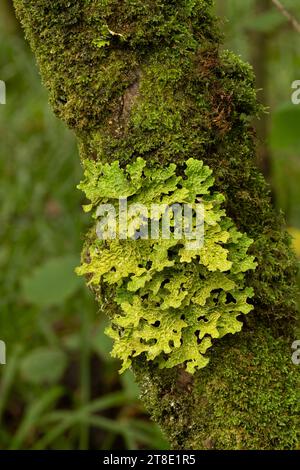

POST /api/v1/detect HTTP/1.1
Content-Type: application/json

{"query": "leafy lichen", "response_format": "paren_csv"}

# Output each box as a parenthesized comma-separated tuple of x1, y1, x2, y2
(77, 158, 256, 373)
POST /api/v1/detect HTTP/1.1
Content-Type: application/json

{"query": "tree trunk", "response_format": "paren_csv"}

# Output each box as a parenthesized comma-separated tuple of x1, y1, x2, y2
(13, 0, 299, 450)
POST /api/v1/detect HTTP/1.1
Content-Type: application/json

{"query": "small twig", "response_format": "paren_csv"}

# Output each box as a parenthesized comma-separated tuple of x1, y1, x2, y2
(271, 0, 300, 33)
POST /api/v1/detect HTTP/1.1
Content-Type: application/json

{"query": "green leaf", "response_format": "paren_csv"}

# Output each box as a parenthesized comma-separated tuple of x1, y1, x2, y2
(245, 11, 284, 33)
(22, 255, 83, 307)
(20, 348, 68, 385)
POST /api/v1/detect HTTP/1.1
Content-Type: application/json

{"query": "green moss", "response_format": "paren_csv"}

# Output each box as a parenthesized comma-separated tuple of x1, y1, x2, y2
(14, 0, 299, 449)
(135, 326, 300, 449)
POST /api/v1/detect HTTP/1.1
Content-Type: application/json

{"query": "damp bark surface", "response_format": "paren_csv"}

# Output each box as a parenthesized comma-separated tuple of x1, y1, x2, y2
(13, 0, 299, 449)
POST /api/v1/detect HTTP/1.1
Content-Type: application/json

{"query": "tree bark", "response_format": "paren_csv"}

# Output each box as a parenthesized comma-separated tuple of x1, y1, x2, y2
(13, 0, 299, 449)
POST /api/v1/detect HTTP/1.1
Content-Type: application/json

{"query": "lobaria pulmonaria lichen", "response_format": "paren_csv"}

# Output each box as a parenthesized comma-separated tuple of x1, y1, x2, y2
(77, 158, 256, 373)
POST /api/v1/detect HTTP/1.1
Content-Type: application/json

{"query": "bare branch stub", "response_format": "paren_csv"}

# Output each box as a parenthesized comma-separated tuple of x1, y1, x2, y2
(271, 0, 300, 33)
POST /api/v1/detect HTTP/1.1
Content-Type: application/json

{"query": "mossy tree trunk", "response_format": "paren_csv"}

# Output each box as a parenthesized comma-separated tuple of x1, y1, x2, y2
(14, 0, 299, 449)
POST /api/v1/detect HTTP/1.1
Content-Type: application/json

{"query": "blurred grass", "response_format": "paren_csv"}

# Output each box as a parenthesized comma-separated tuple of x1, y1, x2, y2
(0, 15, 168, 450)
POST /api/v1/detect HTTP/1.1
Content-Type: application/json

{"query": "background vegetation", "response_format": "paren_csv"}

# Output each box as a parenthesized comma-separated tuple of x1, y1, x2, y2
(0, 0, 299, 450)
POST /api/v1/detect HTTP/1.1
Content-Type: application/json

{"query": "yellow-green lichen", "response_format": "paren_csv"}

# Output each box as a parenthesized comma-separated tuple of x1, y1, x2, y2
(77, 158, 256, 373)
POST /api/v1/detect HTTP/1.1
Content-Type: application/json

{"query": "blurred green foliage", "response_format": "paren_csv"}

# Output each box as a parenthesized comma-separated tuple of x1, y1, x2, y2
(0, 0, 299, 450)
(216, 0, 300, 227)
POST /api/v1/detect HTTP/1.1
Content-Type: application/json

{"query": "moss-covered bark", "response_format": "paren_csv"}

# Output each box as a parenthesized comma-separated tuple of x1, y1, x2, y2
(13, 0, 299, 449)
